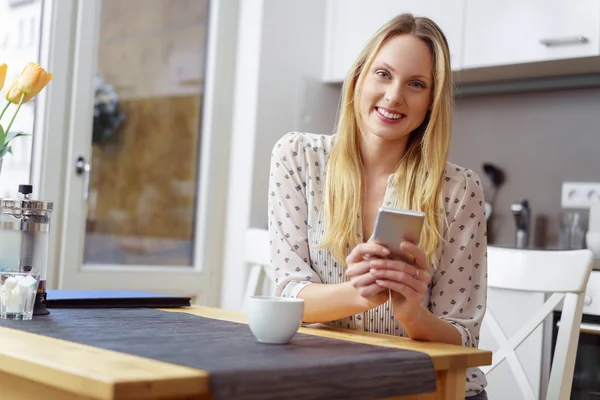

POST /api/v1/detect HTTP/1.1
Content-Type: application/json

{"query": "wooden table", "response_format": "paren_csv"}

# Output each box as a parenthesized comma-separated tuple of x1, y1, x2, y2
(0, 306, 491, 400)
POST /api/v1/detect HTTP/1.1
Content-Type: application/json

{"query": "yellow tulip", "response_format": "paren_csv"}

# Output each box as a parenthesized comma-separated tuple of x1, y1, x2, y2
(5, 80, 32, 104)
(0, 64, 6, 92)
(6, 62, 52, 104)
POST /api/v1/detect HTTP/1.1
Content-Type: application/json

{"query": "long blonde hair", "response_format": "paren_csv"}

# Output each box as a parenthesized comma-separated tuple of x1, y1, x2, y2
(321, 13, 453, 266)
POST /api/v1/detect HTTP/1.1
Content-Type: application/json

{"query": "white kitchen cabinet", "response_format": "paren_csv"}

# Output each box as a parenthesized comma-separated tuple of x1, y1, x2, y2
(463, 0, 600, 69)
(322, 0, 466, 83)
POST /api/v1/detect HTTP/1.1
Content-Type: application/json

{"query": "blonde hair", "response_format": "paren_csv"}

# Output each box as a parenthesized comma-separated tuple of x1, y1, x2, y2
(321, 13, 453, 266)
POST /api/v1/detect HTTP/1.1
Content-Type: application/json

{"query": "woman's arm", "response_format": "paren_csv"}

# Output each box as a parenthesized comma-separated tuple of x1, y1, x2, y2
(372, 168, 487, 346)
(424, 169, 488, 348)
(296, 281, 371, 323)
(372, 240, 463, 345)
(268, 133, 320, 298)
(268, 133, 371, 322)
(397, 302, 462, 345)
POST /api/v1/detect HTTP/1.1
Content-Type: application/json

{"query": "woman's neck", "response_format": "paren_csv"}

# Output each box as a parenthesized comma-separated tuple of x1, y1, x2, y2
(360, 134, 408, 179)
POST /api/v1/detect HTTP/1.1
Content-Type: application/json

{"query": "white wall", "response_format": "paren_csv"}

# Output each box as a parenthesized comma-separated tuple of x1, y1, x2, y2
(220, 0, 340, 310)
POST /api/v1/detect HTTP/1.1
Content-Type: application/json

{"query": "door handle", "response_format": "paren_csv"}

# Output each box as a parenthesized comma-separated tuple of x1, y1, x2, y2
(75, 156, 91, 202)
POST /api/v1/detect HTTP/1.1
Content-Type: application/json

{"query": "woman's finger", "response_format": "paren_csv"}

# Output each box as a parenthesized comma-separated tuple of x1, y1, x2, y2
(376, 279, 420, 301)
(400, 241, 428, 270)
(346, 243, 390, 263)
(346, 260, 374, 278)
(349, 269, 377, 288)
(358, 282, 387, 298)
(368, 258, 431, 284)
(371, 269, 428, 294)
(368, 258, 418, 275)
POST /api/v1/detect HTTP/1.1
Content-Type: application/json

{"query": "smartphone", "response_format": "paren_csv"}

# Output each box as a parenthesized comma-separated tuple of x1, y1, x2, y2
(370, 207, 425, 264)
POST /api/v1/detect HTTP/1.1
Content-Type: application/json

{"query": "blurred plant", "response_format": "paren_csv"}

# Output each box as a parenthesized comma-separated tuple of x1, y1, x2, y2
(93, 72, 126, 146)
(0, 62, 52, 158)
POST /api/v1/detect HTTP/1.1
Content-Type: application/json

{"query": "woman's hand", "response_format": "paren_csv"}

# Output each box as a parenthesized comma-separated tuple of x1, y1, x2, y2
(345, 243, 391, 308)
(370, 241, 432, 323)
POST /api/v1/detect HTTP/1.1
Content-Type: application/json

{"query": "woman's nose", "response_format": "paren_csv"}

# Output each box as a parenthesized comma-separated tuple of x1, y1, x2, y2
(385, 85, 404, 105)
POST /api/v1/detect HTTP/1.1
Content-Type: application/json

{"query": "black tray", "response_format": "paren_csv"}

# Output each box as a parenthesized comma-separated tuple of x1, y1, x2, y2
(46, 290, 191, 308)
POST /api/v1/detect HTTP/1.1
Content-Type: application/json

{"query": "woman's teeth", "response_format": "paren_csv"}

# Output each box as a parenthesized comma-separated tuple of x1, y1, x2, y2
(376, 107, 403, 120)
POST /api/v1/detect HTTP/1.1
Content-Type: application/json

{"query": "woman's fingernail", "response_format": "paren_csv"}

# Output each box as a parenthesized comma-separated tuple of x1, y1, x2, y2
(382, 248, 390, 255)
(370, 268, 377, 274)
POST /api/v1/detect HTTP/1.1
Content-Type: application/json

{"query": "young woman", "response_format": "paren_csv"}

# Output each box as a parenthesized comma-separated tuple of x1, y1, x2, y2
(267, 13, 488, 399)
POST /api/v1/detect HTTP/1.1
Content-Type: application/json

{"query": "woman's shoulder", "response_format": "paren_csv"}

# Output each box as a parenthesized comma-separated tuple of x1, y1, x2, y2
(271, 132, 336, 162)
(441, 162, 487, 230)
(443, 162, 484, 197)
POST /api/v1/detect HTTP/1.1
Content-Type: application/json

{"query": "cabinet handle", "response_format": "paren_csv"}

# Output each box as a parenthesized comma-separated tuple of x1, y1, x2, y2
(556, 320, 600, 335)
(580, 322, 600, 335)
(539, 36, 589, 47)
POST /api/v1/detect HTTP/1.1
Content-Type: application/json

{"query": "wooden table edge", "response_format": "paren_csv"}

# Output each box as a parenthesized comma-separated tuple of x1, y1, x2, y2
(0, 326, 209, 400)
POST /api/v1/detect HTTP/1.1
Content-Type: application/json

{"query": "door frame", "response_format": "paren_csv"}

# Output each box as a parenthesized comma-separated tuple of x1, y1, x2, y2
(36, 0, 238, 305)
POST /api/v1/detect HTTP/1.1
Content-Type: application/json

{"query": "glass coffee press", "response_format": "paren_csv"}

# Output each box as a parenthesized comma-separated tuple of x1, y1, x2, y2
(0, 184, 53, 317)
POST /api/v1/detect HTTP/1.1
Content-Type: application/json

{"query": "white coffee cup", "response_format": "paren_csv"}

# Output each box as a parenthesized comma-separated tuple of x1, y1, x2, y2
(245, 296, 304, 344)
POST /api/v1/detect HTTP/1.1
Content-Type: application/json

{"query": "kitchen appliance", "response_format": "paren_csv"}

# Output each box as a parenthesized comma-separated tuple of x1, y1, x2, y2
(0, 184, 53, 315)
(546, 271, 600, 399)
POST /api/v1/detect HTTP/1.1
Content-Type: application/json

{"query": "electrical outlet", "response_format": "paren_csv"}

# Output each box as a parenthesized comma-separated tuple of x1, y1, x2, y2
(561, 182, 600, 208)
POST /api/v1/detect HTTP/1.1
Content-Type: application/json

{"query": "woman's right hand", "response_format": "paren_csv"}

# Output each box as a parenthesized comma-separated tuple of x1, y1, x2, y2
(346, 243, 391, 308)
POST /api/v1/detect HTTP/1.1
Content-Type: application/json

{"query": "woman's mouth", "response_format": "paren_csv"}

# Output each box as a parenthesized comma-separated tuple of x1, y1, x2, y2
(375, 107, 405, 123)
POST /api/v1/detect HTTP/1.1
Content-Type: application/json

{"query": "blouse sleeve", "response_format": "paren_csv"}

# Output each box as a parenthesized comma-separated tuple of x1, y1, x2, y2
(267, 133, 322, 297)
(429, 169, 488, 348)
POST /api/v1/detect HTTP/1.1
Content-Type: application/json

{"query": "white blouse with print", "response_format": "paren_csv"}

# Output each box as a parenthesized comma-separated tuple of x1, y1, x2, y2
(267, 132, 488, 397)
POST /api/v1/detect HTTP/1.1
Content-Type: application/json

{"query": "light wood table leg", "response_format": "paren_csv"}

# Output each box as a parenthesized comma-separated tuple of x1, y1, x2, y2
(436, 368, 467, 400)
(383, 368, 467, 400)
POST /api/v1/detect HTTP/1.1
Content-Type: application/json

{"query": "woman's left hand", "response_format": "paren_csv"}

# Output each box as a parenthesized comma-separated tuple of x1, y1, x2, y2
(370, 241, 432, 323)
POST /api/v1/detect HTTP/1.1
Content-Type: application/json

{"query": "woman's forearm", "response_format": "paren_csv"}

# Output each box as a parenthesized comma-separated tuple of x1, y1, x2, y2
(399, 305, 462, 346)
(297, 282, 373, 323)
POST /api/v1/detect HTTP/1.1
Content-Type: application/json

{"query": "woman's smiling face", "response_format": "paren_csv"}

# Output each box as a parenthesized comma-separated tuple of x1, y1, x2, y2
(358, 34, 434, 143)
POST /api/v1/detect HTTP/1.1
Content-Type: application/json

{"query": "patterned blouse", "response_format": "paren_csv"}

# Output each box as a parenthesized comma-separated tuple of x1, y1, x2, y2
(267, 132, 488, 397)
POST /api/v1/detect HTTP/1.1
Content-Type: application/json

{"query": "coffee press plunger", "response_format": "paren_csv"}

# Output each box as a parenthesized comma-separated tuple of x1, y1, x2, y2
(0, 184, 53, 315)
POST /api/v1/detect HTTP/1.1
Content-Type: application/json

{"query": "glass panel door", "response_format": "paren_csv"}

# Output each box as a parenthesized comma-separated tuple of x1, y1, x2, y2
(51, 0, 237, 302)
(83, 0, 207, 267)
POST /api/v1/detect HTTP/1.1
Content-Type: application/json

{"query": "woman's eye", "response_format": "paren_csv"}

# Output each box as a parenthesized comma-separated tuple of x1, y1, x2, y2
(375, 70, 390, 79)
(410, 81, 426, 89)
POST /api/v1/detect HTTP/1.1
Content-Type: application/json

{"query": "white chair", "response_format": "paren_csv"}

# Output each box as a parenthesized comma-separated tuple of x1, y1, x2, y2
(481, 246, 594, 400)
(244, 228, 271, 302)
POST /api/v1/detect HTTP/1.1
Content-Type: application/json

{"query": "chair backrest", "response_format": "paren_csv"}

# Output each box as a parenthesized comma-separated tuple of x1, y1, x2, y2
(243, 229, 271, 305)
(245, 228, 270, 266)
(482, 246, 594, 400)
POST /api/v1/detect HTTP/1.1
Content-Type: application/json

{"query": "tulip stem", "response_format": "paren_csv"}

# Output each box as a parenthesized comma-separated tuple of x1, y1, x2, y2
(4, 93, 25, 137)
(0, 102, 10, 122)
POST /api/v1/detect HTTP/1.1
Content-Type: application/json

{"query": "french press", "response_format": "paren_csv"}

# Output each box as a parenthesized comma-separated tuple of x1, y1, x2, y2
(0, 184, 53, 315)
